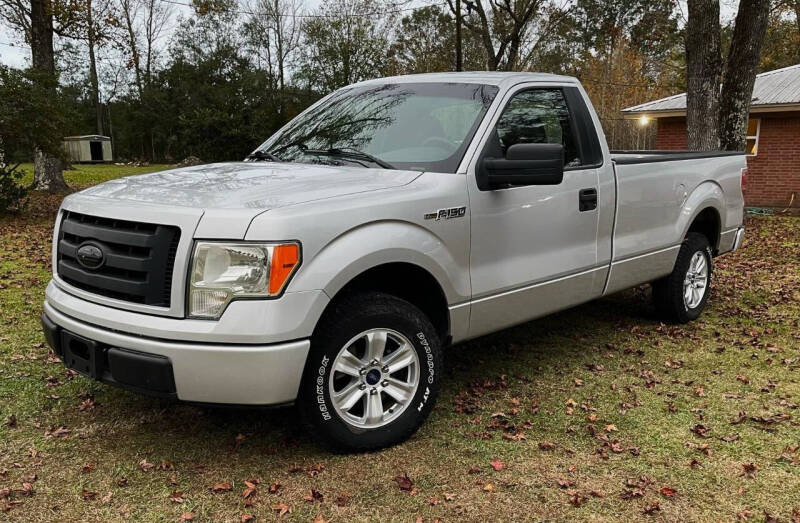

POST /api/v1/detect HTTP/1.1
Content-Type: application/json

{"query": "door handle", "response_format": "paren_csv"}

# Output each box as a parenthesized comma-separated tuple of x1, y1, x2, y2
(578, 188, 597, 211)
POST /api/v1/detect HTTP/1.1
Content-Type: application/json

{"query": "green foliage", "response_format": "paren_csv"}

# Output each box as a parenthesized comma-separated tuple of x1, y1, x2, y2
(0, 162, 28, 213)
(105, 12, 318, 162)
(296, 0, 393, 92)
(0, 66, 70, 163)
(757, 10, 800, 72)
(392, 5, 484, 74)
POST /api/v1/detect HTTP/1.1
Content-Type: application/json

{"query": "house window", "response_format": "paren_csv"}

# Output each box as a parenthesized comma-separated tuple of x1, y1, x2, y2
(746, 118, 760, 156)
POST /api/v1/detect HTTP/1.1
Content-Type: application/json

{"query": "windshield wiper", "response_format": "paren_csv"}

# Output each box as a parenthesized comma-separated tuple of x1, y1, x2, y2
(303, 147, 395, 170)
(245, 149, 283, 162)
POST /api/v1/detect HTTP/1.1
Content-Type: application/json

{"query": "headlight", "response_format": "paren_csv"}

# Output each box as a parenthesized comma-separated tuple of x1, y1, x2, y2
(189, 241, 300, 319)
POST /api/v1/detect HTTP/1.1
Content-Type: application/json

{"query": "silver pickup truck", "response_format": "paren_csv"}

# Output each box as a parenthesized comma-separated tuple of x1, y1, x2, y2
(41, 72, 746, 450)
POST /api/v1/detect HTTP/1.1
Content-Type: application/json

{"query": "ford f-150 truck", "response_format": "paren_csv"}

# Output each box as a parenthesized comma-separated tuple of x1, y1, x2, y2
(41, 73, 747, 451)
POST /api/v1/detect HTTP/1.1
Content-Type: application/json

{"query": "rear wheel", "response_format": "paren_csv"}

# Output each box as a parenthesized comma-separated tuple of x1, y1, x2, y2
(298, 292, 442, 452)
(653, 232, 713, 323)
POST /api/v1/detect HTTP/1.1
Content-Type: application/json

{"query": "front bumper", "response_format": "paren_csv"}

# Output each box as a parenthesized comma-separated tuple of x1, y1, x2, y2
(42, 302, 311, 405)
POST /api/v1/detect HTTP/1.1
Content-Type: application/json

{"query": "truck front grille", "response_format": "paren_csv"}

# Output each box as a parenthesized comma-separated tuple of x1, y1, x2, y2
(56, 211, 181, 307)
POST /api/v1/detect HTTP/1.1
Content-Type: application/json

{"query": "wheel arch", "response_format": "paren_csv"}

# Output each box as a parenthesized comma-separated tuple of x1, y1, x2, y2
(315, 262, 451, 345)
(679, 182, 725, 254)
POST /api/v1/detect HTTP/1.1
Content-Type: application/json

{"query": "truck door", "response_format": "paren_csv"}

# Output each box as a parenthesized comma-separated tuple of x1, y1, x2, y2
(465, 85, 606, 338)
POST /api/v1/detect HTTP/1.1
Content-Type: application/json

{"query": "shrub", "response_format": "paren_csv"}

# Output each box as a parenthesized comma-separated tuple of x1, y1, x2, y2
(0, 157, 28, 213)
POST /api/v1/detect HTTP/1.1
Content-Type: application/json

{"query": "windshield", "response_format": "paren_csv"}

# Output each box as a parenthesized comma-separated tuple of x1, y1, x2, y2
(257, 82, 499, 173)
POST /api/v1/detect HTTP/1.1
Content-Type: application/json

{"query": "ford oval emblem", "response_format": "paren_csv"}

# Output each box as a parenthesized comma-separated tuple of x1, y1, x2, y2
(76, 242, 105, 270)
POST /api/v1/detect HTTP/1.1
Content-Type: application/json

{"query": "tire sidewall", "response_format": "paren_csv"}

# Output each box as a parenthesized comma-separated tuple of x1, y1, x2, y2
(300, 297, 441, 450)
(677, 236, 713, 321)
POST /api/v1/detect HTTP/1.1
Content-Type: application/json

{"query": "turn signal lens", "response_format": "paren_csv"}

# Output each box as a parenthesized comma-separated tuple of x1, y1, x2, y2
(269, 243, 300, 294)
(741, 167, 749, 192)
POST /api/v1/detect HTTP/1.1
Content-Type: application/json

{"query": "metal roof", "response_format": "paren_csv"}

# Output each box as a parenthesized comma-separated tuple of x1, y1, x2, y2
(622, 64, 800, 114)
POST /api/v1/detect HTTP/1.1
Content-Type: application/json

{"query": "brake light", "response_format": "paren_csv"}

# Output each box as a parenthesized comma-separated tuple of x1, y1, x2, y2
(269, 243, 300, 294)
(740, 167, 749, 192)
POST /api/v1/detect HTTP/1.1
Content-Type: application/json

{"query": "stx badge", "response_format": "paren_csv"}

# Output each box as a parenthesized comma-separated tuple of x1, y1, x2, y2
(424, 206, 466, 221)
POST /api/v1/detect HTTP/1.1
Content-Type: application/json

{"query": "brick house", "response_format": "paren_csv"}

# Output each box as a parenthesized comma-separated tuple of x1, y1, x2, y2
(622, 65, 800, 208)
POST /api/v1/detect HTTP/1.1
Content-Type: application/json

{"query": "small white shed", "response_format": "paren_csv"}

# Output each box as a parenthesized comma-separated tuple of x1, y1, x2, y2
(62, 135, 113, 163)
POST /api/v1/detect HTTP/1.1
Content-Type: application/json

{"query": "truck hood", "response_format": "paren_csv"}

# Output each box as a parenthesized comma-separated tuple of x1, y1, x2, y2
(78, 161, 422, 210)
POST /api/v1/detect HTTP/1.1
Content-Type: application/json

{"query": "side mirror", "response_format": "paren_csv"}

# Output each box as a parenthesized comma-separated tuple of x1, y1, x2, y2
(480, 143, 564, 189)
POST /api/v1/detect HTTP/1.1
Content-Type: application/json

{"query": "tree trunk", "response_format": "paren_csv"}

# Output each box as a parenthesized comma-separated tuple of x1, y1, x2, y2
(121, 0, 144, 97)
(685, 0, 722, 150)
(455, 0, 462, 71)
(30, 0, 55, 71)
(718, 0, 770, 151)
(87, 0, 103, 135)
(30, 0, 68, 192)
(33, 148, 68, 192)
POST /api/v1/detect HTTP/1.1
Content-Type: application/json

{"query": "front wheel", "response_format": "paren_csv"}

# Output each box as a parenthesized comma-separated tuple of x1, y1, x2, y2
(653, 232, 713, 323)
(298, 292, 442, 452)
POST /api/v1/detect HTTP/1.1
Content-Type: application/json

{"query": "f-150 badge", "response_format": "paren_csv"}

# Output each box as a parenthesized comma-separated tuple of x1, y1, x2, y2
(424, 206, 466, 221)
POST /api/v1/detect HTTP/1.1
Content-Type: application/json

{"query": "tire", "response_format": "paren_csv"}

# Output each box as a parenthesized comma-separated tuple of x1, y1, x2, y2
(653, 232, 713, 324)
(298, 292, 442, 452)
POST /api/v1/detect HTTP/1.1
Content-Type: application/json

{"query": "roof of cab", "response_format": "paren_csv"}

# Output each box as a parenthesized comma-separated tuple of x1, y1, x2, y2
(350, 72, 579, 88)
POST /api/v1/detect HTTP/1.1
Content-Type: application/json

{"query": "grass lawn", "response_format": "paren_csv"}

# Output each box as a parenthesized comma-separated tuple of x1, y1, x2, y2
(15, 163, 174, 189)
(1, 166, 799, 521)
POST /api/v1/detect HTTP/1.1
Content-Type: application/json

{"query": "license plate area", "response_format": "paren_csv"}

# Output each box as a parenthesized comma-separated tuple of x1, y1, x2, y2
(61, 331, 103, 378)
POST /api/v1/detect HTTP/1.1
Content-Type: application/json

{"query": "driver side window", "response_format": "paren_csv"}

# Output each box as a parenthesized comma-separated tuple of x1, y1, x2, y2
(495, 89, 581, 167)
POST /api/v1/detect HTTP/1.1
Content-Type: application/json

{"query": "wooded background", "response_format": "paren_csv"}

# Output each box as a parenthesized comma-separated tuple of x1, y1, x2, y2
(0, 0, 796, 189)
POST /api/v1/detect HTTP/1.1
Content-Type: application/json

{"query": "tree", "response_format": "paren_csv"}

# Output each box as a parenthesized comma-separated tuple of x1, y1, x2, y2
(296, 0, 393, 92)
(392, 4, 483, 73)
(243, 0, 303, 110)
(685, 0, 771, 151)
(717, 0, 771, 151)
(0, 66, 71, 204)
(0, 0, 79, 190)
(757, 8, 800, 71)
(685, 0, 721, 150)
(444, 0, 561, 71)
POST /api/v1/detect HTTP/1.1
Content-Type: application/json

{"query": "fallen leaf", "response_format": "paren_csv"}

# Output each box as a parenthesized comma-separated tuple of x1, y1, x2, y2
(490, 460, 506, 471)
(138, 459, 154, 472)
(271, 502, 291, 517)
(178, 513, 195, 522)
(538, 441, 556, 451)
(660, 487, 677, 498)
(335, 492, 350, 506)
(304, 488, 323, 503)
(211, 481, 233, 493)
(741, 462, 758, 479)
(81, 489, 98, 501)
(394, 473, 413, 492)
(691, 424, 712, 438)
(643, 499, 661, 514)
(482, 483, 495, 493)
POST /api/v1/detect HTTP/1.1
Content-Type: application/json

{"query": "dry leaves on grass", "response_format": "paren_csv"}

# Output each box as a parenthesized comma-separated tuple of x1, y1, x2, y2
(490, 460, 506, 471)
(394, 473, 414, 492)
(272, 502, 291, 516)
(211, 481, 233, 493)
